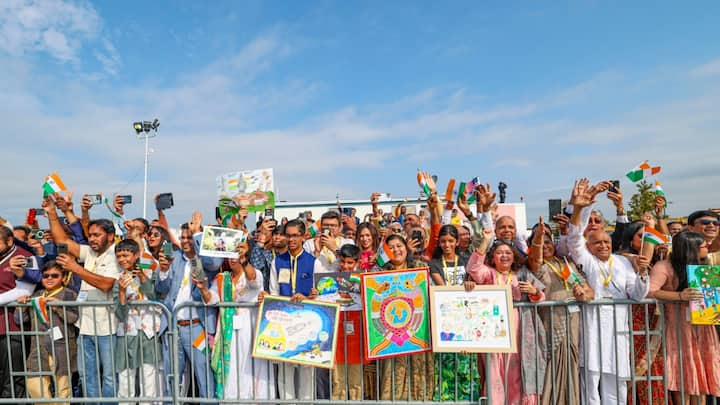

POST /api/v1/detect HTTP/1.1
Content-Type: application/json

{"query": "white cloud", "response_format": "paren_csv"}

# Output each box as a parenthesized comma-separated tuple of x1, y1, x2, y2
(0, 0, 102, 62)
(690, 58, 720, 77)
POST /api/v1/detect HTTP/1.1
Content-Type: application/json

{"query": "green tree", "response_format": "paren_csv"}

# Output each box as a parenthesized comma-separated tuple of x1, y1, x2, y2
(627, 180, 655, 221)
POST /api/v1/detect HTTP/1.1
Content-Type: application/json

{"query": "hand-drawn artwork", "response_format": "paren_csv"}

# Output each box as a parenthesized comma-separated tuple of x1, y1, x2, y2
(252, 296, 339, 369)
(314, 272, 363, 311)
(361, 268, 431, 360)
(216, 168, 275, 212)
(429, 285, 515, 353)
(199, 226, 246, 259)
(687, 265, 720, 325)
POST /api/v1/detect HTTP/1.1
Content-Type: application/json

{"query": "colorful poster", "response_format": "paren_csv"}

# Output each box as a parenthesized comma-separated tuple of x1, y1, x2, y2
(429, 285, 516, 353)
(687, 265, 720, 325)
(198, 226, 246, 259)
(314, 272, 363, 311)
(252, 296, 340, 369)
(216, 168, 275, 212)
(360, 268, 431, 360)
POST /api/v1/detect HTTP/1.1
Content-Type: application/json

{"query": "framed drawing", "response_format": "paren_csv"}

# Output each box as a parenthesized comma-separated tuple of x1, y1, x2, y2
(429, 285, 516, 353)
(252, 295, 340, 369)
(360, 267, 431, 360)
(687, 265, 720, 325)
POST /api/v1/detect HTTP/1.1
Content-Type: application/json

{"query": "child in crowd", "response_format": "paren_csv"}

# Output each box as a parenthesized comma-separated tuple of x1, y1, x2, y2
(16, 260, 78, 405)
(113, 239, 163, 405)
(330, 244, 366, 400)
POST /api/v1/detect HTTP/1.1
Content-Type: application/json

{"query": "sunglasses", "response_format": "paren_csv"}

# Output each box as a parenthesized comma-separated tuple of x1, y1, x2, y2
(42, 273, 63, 279)
(149, 232, 162, 237)
(699, 219, 720, 226)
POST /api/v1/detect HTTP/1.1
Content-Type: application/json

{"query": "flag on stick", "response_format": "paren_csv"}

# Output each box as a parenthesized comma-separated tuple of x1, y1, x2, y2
(31, 297, 50, 326)
(417, 171, 431, 197)
(643, 226, 669, 246)
(626, 161, 661, 182)
(42, 172, 67, 197)
(376, 242, 394, 267)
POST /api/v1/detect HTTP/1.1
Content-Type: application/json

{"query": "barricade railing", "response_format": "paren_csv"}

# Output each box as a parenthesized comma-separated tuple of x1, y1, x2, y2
(1, 299, 718, 405)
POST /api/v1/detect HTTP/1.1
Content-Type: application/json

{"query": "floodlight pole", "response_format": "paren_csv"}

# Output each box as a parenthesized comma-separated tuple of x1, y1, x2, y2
(143, 134, 149, 218)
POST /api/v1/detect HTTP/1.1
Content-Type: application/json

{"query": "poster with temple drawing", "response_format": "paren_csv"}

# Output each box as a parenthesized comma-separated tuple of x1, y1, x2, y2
(429, 285, 516, 353)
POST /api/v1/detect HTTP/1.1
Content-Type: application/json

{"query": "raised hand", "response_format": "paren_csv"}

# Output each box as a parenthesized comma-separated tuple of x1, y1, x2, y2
(569, 178, 596, 208)
(654, 195, 666, 217)
(607, 188, 624, 214)
(476, 183, 497, 212)
(588, 180, 612, 198)
(422, 172, 437, 195)
(532, 216, 545, 245)
(456, 190, 472, 217)
(553, 213, 570, 235)
(80, 195, 93, 212)
(189, 211, 203, 234)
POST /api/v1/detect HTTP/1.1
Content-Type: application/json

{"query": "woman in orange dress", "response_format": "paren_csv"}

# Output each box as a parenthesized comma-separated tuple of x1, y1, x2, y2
(648, 230, 720, 405)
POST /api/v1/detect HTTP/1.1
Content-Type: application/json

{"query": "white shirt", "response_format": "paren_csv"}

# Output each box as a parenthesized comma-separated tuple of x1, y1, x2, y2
(78, 244, 121, 336)
(567, 221, 649, 376)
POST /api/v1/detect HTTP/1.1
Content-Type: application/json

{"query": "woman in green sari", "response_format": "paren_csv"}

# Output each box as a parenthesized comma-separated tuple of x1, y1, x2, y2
(206, 241, 275, 400)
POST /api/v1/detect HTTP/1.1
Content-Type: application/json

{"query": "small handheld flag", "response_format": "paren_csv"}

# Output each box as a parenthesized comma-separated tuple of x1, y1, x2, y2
(376, 242, 394, 267)
(642, 226, 669, 246)
(31, 297, 50, 326)
(417, 170, 431, 197)
(626, 161, 661, 182)
(192, 330, 207, 354)
(42, 172, 67, 197)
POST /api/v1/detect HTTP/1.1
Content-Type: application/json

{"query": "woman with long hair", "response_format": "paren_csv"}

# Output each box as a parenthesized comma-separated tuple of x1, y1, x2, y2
(526, 219, 593, 405)
(355, 222, 379, 271)
(648, 231, 720, 404)
(428, 225, 480, 401)
(204, 241, 274, 400)
(377, 233, 434, 401)
(466, 236, 547, 405)
(146, 225, 172, 259)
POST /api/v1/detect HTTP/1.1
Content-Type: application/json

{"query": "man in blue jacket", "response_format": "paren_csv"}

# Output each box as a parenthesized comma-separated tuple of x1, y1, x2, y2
(155, 212, 222, 399)
(265, 219, 323, 402)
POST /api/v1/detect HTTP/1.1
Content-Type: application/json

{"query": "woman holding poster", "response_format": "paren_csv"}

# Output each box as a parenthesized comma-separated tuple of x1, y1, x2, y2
(376, 233, 435, 401)
(647, 230, 720, 404)
(206, 241, 275, 400)
(428, 225, 480, 401)
(466, 237, 547, 405)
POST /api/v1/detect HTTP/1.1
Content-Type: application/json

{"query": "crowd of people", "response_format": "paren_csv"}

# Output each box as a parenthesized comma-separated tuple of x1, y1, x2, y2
(0, 174, 719, 405)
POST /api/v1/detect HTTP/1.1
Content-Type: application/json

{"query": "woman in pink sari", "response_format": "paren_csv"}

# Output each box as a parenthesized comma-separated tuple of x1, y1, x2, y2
(465, 238, 547, 405)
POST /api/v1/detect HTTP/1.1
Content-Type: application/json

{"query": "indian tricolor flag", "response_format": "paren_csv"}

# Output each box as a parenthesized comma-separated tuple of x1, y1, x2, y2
(643, 226, 669, 246)
(308, 222, 320, 237)
(376, 242, 394, 267)
(31, 297, 50, 326)
(139, 251, 158, 272)
(42, 172, 67, 197)
(561, 257, 583, 285)
(417, 170, 431, 197)
(626, 161, 661, 182)
(192, 330, 207, 354)
(654, 180, 665, 197)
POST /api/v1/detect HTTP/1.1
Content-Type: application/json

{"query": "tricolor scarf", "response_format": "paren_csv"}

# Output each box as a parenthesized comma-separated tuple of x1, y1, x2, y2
(210, 272, 237, 399)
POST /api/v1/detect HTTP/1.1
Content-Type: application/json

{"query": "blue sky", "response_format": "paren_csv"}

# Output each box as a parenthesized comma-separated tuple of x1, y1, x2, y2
(2, 0, 720, 228)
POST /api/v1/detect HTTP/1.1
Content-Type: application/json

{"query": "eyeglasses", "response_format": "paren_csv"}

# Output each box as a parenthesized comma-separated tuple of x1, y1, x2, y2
(699, 219, 720, 226)
(588, 218, 604, 224)
(42, 273, 62, 279)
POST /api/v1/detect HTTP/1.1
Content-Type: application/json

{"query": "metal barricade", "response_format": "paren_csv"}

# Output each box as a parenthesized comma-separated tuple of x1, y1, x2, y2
(2, 299, 719, 405)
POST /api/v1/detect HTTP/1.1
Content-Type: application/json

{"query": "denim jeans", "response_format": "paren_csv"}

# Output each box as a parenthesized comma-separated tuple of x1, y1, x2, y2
(77, 334, 117, 405)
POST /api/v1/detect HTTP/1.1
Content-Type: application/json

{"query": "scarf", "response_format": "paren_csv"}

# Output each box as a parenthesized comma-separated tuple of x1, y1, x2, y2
(210, 272, 237, 398)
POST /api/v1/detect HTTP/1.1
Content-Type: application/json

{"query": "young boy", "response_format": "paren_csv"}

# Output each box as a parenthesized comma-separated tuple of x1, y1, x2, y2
(16, 260, 78, 405)
(113, 239, 162, 405)
(331, 244, 366, 401)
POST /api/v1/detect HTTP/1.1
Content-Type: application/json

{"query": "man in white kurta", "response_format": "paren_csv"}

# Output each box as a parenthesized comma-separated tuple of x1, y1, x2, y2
(567, 179, 649, 405)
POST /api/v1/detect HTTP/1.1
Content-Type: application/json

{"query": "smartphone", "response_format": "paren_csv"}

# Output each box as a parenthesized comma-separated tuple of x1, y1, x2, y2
(155, 193, 174, 210)
(342, 207, 353, 217)
(412, 230, 423, 242)
(609, 180, 620, 194)
(30, 229, 45, 239)
(119, 195, 133, 204)
(548, 199, 562, 220)
(57, 243, 68, 255)
(86, 194, 102, 205)
(264, 207, 274, 219)
(33, 208, 46, 216)
(162, 241, 173, 257)
(215, 207, 222, 220)
(322, 227, 331, 236)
